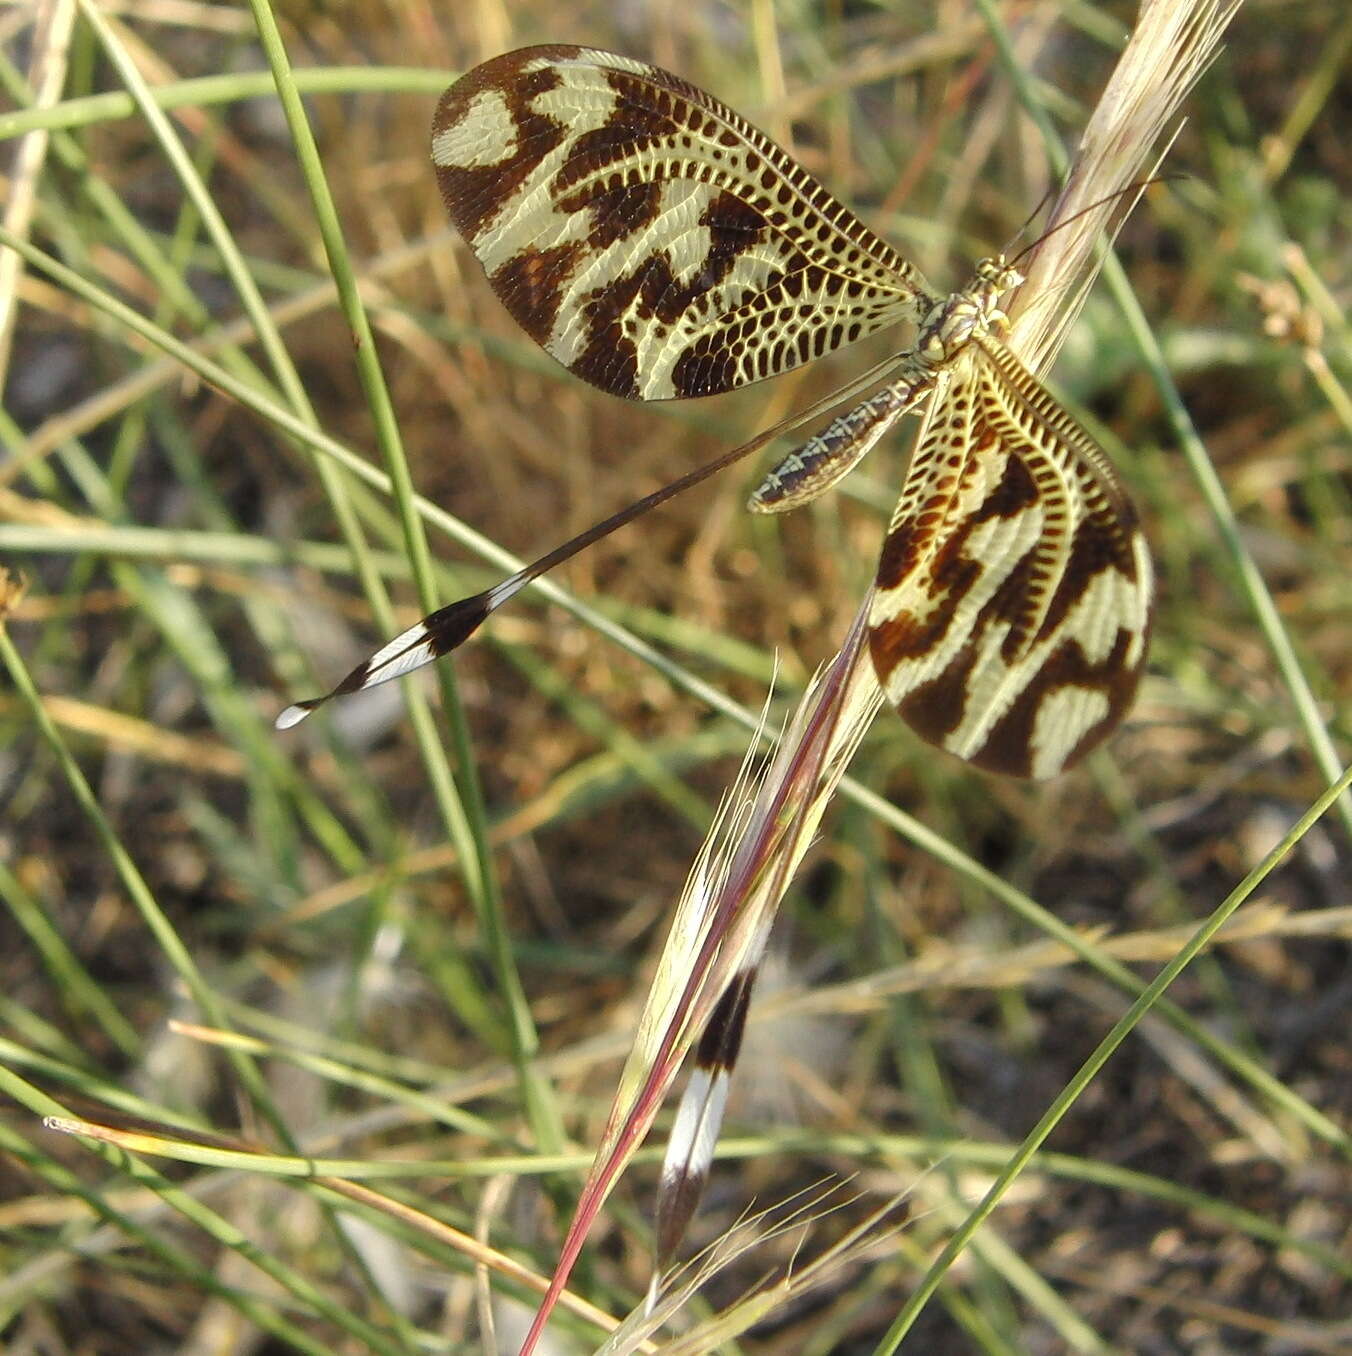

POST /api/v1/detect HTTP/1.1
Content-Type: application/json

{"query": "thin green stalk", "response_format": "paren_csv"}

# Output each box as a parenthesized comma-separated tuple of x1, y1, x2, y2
(0, 1034, 219, 1132)
(244, 0, 563, 1152)
(73, 0, 392, 652)
(0, 1070, 409, 1354)
(0, 409, 368, 883)
(62, 0, 419, 881)
(22, 2, 499, 1107)
(0, 861, 140, 1055)
(0, 66, 449, 142)
(0, 621, 289, 1138)
(1104, 255, 1352, 835)
(976, 0, 1350, 832)
(928, 1199, 1108, 1354)
(0, 521, 411, 575)
(874, 760, 1352, 1352)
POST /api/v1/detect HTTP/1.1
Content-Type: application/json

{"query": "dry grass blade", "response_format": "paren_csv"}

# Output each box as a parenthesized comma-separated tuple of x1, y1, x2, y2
(519, 619, 881, 1351)
(595, 0, 1248, 1343)
(1013, 0, 1242, 367)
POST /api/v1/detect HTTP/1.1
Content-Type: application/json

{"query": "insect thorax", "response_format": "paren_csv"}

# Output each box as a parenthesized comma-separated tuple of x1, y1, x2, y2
(914, 255, 1024, 368)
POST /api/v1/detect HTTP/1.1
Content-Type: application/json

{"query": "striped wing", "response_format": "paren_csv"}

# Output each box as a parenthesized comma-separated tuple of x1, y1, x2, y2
(868, 337, 1153, 779)
(431, 46, 927, 400)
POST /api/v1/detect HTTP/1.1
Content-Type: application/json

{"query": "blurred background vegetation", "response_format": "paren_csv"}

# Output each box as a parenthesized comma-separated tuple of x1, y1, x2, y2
(0, 0, 1348, 1352)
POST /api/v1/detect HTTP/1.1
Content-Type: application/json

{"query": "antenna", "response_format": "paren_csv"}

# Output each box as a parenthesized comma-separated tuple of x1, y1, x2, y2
(1007, 174, 1179, 269)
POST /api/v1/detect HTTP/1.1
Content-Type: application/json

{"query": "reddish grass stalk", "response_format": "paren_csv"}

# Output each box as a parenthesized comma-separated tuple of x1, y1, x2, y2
(523, 2, 1239, 1348)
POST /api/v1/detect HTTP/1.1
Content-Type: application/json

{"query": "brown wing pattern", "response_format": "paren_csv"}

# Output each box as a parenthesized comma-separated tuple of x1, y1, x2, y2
(431, 46, 927, 400)
(286, 53, 1153, 781)
(868, 341, 1153, 779)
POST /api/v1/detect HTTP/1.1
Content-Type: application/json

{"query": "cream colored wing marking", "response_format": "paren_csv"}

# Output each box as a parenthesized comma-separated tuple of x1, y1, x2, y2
(432, 46, 928, 399)
(868, 341, 1152, 778)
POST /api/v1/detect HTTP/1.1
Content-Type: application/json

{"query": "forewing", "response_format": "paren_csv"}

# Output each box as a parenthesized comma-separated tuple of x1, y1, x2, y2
(432, 46, 927, 400)
(868, 341, 1153, 779)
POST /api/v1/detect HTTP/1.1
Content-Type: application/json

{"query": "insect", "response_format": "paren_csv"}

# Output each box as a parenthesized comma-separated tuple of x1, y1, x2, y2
(278, 45, 1153, 779)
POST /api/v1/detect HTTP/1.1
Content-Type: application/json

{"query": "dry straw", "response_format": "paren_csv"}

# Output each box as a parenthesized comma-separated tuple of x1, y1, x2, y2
(521, 1, 1242, 1350)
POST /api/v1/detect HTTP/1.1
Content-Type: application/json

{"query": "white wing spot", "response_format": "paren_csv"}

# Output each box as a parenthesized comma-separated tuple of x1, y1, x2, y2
(1030, 686, 1111, 780)
(432, 88, 518, 169)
